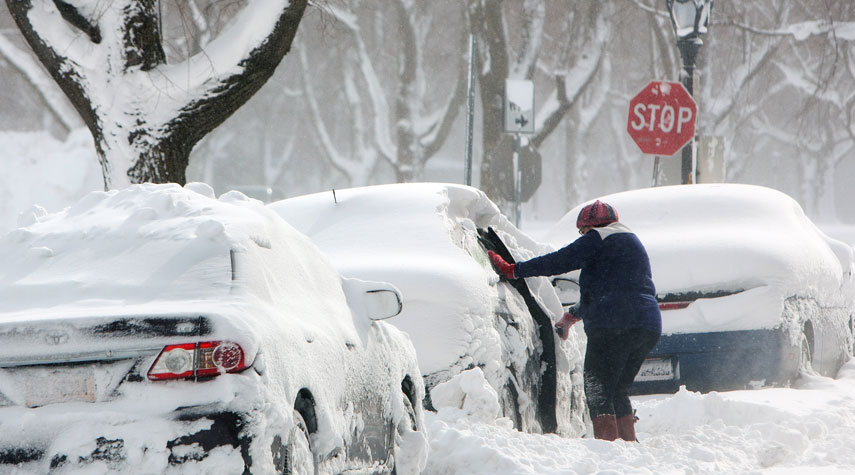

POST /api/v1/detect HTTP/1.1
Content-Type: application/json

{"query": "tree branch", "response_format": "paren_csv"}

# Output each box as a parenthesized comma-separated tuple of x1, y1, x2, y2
(158, 0, 309, 151)
(122, 0, 165, 71)
(6, 0, 100, 142)
(53, 0, 101, 43)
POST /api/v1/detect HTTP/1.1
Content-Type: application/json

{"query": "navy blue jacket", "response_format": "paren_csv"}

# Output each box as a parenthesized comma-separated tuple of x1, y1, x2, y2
(515, 222, 661, 334)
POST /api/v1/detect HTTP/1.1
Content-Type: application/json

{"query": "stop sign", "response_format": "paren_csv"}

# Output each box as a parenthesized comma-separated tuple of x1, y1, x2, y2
(627, 81, 697, 156)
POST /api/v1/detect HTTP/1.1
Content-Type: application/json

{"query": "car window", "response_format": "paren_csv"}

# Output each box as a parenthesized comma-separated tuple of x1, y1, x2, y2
(450, 220, 490, 269)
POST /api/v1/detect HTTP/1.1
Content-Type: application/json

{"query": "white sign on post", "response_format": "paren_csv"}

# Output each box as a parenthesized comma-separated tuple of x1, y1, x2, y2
(504, 79, 535, 134)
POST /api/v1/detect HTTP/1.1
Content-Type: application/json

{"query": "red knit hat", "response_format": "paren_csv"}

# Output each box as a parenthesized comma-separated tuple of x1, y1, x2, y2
(576, 200, 619, 228)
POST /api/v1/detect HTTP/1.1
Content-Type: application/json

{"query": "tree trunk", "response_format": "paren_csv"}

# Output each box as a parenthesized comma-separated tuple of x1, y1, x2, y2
(468, 0, 606, 212)
(6, 0, 308, 189)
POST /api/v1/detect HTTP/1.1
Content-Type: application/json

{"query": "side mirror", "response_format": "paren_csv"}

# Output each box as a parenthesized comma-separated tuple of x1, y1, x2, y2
(342, 278, 403, 321)
(552, 277, 580, 307)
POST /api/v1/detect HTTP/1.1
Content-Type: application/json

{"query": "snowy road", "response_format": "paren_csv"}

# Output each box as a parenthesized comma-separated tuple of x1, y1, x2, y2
(424, 360, 855, 474)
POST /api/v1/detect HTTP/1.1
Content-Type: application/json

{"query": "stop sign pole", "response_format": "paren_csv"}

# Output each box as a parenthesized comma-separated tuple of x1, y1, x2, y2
(626, 81, 697, 181)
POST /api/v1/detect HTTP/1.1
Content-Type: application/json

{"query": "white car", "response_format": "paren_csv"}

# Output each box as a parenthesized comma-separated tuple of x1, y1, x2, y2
(271, 183, 587, 436)
(546, 183, 855, 394)
(0, 183, 427, 474)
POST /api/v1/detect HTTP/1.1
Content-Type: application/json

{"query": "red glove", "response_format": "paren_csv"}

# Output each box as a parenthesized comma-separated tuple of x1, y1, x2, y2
(487, 250, 516, 280)
(554, 311, 581, 341)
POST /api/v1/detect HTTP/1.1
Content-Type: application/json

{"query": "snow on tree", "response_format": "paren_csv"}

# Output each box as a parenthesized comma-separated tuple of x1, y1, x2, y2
(292, 0, 467, 185)
(6, 0, 308, 189)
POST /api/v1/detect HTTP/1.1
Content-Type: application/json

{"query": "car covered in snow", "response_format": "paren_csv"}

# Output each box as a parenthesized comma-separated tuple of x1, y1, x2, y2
(545, 184, 855, 394)
(0, 183, 427, 474)
(270, 183, 588, 437)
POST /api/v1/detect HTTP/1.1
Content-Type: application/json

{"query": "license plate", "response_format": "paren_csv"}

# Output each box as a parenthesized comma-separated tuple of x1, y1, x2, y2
(25, 367, 96, 407)
(635, 357, 677, 382)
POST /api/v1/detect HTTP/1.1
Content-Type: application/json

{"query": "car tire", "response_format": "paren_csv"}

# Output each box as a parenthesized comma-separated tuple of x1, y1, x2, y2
(391, 394, 418, 475)
(285, 410, 315, 475)
(849, 314, 855, 356)
(798, 330, 815, 376)
(499, 379, 522, 430)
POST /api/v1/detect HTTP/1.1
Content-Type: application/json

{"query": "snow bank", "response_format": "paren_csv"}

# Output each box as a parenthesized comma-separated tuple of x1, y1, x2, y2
(424, 360, 855, 474)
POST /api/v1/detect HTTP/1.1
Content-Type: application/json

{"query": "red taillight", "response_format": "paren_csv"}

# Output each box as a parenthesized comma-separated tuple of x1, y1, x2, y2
(659, 301, 692, 311)
(148, 341, 247, 381)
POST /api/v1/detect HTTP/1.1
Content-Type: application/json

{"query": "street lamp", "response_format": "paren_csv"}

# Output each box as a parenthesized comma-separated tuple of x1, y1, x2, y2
(666, 0, 712, 184)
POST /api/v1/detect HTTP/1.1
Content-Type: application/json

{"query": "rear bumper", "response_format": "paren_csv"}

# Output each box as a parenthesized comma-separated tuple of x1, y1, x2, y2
(0, 371, 268, 473)
(630, 328, 798, 395)
(0, 405, 253, 472)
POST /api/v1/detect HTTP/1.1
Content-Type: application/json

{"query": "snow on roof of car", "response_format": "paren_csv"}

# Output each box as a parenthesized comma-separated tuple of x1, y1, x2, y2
(0, 183, 363, 345)
(0, 183, 262, 308)
(545, 184, 854, 330)
(271, 183, 565, 375)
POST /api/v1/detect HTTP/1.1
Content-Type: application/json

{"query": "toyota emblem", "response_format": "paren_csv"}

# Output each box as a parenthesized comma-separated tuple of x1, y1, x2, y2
(45, 330, 70, 345)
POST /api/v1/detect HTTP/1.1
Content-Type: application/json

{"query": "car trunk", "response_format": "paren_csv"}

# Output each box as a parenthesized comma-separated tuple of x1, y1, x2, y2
(0, 314, 212, 408)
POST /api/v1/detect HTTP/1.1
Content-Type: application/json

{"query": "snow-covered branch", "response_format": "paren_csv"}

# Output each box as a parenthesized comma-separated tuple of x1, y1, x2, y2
(7, 0, 309, 188)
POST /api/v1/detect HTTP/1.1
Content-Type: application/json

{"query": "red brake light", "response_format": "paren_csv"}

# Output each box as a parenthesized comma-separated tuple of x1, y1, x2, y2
(659, 301, 691, 311)
(148, 341, 247, 381)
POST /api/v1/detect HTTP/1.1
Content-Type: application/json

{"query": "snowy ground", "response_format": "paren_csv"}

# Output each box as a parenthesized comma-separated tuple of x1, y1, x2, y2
(423, 361, 855, 474)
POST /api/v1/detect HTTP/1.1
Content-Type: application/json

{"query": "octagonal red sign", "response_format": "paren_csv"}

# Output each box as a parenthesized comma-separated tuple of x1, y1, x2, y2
(627, 81, 697, 156)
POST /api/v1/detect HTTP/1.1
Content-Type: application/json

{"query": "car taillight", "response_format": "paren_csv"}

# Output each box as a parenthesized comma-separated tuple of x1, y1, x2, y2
(148, 341, 247, 381)
(659, 301, 691, 311)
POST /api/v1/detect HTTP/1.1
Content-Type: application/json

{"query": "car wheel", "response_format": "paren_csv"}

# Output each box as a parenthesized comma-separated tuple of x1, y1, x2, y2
(499, 379, 522, 430)
(798, 330, 815, 376)
(849, 314, 855, 356)
(390, 394, 418, 475)
(285, 410, 315, 475)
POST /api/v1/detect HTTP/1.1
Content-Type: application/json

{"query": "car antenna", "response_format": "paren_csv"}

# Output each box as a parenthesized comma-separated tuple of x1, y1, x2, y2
(332, 189, 337, 204)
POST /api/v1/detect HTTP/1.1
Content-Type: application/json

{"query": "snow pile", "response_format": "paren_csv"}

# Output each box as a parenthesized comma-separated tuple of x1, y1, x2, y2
(1, 183, 241, 311)
(430, 368, 503, 425)
(423, 360, 855, 474)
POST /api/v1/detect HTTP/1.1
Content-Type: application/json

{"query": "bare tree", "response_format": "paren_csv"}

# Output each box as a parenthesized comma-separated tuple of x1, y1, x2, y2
(293, 0, 467, 185)
(703, 0, 855, 218)
(6, 0, 308, 189)
(467, 0, 608, 209)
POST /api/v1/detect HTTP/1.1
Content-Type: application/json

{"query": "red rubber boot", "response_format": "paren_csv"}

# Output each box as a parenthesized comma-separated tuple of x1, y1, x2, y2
(592, 414, 618, 441)
(616, 415, 638, 442)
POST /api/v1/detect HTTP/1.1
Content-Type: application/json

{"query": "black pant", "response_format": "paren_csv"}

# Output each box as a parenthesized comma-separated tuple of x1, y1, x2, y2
(584, 327, 660, 418)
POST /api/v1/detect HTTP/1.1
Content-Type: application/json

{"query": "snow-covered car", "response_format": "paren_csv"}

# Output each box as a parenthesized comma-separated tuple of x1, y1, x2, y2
(270, 183, 587, 436)
(0, 183, 427, 474)
(546, 184, 855, 394)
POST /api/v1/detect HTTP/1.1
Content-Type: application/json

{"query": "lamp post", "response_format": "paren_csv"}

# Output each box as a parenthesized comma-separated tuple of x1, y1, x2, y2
(666, 0, 712, 184)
